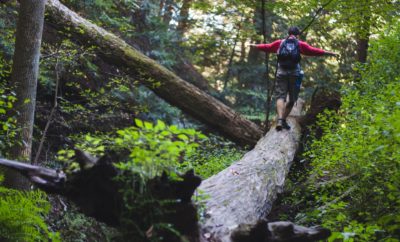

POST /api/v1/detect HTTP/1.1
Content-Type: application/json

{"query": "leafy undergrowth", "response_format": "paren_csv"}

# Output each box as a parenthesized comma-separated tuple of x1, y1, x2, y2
(56, 119, 243, 241)
(276, 23, 400, 242)
(185, 134, 245, 179)
(49, 202, 120, 242)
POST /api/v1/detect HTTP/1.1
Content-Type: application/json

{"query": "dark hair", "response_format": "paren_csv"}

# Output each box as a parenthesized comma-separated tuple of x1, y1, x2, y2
(288, 26, 300, 36)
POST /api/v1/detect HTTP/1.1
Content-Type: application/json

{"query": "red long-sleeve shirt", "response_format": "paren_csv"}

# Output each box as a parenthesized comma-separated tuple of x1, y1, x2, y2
(256, 38, 327, 56)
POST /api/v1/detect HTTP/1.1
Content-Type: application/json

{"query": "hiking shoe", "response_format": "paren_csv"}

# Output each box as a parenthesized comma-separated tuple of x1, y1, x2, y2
(282, 119, 290, 130)
(276, 119, 283, 131)
(276, 119, 290, 131)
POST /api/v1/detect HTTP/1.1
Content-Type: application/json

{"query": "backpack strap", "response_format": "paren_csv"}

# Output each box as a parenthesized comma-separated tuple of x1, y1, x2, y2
(277, 37, 289, 54)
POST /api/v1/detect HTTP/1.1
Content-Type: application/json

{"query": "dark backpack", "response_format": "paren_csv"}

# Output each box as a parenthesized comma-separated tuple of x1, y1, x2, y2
(277, 38, 301, 69)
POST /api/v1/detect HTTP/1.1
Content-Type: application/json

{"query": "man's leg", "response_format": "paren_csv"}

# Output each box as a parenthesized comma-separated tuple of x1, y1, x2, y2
(283, 100, 295, 119)
(275, 73, 290, 130)
(276, 98, 286, 120)
(276, 98, 290, 130)
(283, 75, 298, 119)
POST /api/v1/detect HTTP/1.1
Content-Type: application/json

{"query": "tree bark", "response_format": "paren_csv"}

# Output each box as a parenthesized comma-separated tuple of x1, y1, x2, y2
(5, 0, 46, 189)
(44, 0, 263, 146)
(198, 100, 304, 242)
(356, 36, 369, 63)
(261, 0, 274, 130)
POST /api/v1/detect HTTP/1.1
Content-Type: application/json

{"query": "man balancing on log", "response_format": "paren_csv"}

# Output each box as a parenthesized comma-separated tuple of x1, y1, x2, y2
(250, 26, 338, 131)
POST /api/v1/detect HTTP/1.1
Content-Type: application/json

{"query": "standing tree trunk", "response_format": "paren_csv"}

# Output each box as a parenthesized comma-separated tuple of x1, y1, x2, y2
(356, 37, 369, 63)
(4, 0, 46, 189)
(261, 0, 273, 130)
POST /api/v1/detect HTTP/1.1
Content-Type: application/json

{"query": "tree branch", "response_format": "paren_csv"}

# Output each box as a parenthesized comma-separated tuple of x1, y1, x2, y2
(300, 0, 335, 35)
(33, 55, 60, 165)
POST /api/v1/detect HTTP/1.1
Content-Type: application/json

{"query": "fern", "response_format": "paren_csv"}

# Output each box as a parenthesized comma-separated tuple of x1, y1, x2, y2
(0, 178, 60, 242)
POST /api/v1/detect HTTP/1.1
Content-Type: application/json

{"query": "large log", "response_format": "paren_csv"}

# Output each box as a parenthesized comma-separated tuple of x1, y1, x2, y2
(44, 0, 263, 146)
(198, 100, 306, 242)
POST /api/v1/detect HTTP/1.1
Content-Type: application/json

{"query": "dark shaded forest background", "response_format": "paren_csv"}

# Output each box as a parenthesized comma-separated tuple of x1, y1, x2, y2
(0, 0, 399, 241)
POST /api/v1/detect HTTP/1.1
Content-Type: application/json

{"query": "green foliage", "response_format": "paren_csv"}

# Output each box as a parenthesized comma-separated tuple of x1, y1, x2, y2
(112, 120, 207, 241)
(0, 2, 17, 57)
(0, 178, 60, 242)
(57, 120, 244, 241)
(0, 55, 16, 156)
(292, 23, 400, 241)
(0, 3, 19, 157)
(186, 135, 244, 179)
(57, 119, 207, 240)
(64, 0, 139, 37)
(114, 119, 207, 180)
(58, 119, 207, 177)
(51, 206, 120, 242)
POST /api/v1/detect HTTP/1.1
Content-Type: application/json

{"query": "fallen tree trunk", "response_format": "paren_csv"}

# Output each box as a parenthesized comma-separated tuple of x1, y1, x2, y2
(198, 100, 309, 242)
(44, 0, 263, 146)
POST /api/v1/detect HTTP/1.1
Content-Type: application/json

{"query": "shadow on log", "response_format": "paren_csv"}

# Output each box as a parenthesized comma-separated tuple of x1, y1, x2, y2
(231, 221, 330, 242)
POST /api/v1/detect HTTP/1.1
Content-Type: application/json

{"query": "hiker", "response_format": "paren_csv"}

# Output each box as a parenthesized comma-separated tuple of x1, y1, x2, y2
(250, 26, 338, 130)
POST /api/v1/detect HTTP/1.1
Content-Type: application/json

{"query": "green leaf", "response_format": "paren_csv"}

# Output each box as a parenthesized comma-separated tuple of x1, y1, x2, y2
(135, 118, 143, 128)
(177, 134, 188, 141)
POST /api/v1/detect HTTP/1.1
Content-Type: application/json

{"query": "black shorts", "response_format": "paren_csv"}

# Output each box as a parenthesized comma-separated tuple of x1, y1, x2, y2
(275, 73, 300, 102)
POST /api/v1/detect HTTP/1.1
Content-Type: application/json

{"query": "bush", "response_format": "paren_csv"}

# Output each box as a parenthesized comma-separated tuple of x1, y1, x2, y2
(58, 119, 207, 241)
(294, 23, 400, 241)
(50, 205, 119, 242)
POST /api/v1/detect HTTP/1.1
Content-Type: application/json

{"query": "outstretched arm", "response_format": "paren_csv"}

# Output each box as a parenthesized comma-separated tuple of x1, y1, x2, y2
(324, 51, 339, 57)
(299, 41, 338, 57)
(250, 40, 282, 53)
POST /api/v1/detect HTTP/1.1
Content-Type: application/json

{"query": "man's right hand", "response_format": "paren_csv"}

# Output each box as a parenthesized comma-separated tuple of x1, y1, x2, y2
(249, 44, 258, 47)
(326, 51, 339, 57)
